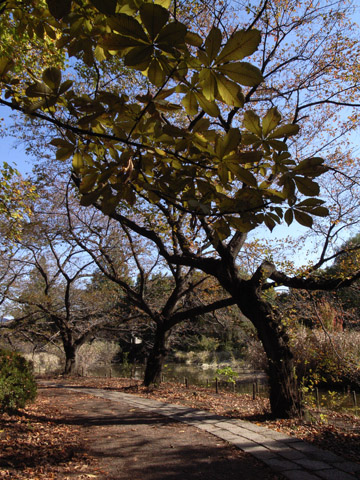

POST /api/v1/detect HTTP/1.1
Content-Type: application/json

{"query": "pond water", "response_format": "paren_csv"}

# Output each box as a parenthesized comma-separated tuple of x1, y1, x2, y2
(87, 362, 360, 416)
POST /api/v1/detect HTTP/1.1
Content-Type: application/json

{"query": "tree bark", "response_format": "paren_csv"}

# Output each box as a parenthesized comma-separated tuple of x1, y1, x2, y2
(239, 286, 301, 418)
(213, 263, 302, 418)
(63, 342, 77, 375)
(143, 323, 169, 386)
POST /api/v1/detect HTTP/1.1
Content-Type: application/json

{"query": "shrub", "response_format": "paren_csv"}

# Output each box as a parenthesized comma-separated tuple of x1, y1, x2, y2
(0, 349, 37, 412)
(244, 326, 360, 388)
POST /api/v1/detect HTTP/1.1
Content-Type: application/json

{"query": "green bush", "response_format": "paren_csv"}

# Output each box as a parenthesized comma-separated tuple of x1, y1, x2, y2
(0, 349, 37, 412)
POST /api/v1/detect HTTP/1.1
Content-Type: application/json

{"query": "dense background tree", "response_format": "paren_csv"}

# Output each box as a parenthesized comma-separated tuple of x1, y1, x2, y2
(1, 189, 126, 374)
(1, 0, 360, 417)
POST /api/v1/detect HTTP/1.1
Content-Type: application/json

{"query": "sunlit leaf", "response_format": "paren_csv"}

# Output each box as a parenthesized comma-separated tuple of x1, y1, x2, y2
(227, 163, 257, 186)
(215, 74, 243, 107)
(217, 62, 263, 86)
(181, 92, 198, 115)
(194, 92, 220, 117)
(243, 110, 262, 136)
(262, 107, 281, 137)
(218, 128, 241, 158)
(268, 124, 299, 139)
(216, 29, 261, 64)
(200, 69, 216, 102)
(205, 27, 222, 62)
(72, 152, 84, 170)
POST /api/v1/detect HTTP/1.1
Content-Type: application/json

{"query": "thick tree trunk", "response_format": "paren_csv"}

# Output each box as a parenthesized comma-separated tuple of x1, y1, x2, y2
(209, 260, 301, 419)
(234, 284, 301, 418)
(63, 342, 77, 375)
(143, 324, 169, 386)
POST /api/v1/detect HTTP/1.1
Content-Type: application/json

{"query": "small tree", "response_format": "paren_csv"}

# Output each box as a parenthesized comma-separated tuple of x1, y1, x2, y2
(0, 349, 37, 412)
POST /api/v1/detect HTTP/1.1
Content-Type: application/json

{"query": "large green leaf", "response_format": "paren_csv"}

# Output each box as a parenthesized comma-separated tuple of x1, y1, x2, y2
(294, 209, 313, 228)
(218, 128, 241, 158)
(216, 29, 261, 64)
(215, 74, 243, 107)
(262, 107, 281, 137)
(102, 34, 147, 51)
(89, 0, 117, 14)
(199, 69, 216, 102)
(148, 58, 165, 85)
(284, 208, 294, 226)
(124, 45, 153, 68)
(181, 92, 199, 115)
(156, 21, 187, 47)
(107, 14, 148, 42)
(154, 0, 171, 8)
(243, 110, 262, 137)
(217, 62, 263, 86)
(46, 0, 71, 19)
(294, 176, 320, 196)
(268, 124, 299, 139)
(205, 27, 222, 62)
(79, 174, 98, 194)
(26, 81, 53, 98)
(185, 31, 203, 47)
(140, 3, 169, 41)
(218, 163, 229, 184)
(42, 67, 61, 90)
(311, 206, 329, 217)
(227, 163, 257, 186)
(0, 57, 14, 77)
(293, 157, 327, 176)
(194, 92, 220, 117)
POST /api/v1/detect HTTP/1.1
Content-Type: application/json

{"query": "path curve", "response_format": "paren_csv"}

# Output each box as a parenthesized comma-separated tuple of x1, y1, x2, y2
(44, 383, 360, 480)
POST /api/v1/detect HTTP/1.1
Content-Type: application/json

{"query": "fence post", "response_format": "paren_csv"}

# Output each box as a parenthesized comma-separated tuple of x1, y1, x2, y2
(215, 377, 219, 394)
(352, 391, 358, 415)
(252, 382, 256, 400)
(315, 387, 320, 408)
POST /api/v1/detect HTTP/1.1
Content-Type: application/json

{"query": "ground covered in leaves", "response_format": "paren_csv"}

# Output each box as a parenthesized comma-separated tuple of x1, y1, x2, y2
(0, 389, 100, 479)
(0, 383, 285, 480)
(58, 376, 360, 464)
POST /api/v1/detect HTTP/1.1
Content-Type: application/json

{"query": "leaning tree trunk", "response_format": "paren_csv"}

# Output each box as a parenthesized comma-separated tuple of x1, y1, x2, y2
(143, 323, 169, 386)
(234, 283, 301, 418)
(211, 259, 301, 419)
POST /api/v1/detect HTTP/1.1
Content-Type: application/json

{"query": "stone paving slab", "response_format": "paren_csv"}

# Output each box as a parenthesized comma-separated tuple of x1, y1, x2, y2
(55, 385, 360, 480)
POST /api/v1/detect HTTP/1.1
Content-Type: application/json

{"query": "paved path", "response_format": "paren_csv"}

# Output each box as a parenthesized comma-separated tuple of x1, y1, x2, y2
(54, 385, 360, 480)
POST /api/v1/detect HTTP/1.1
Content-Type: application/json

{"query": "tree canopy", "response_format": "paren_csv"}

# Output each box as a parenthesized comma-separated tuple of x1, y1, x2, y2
(2, 0, 360, 418)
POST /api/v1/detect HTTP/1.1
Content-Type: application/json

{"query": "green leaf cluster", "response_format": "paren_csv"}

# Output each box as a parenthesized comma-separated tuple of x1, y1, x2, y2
(0, 0, 331, 237)
(0, 349, 37, 412)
